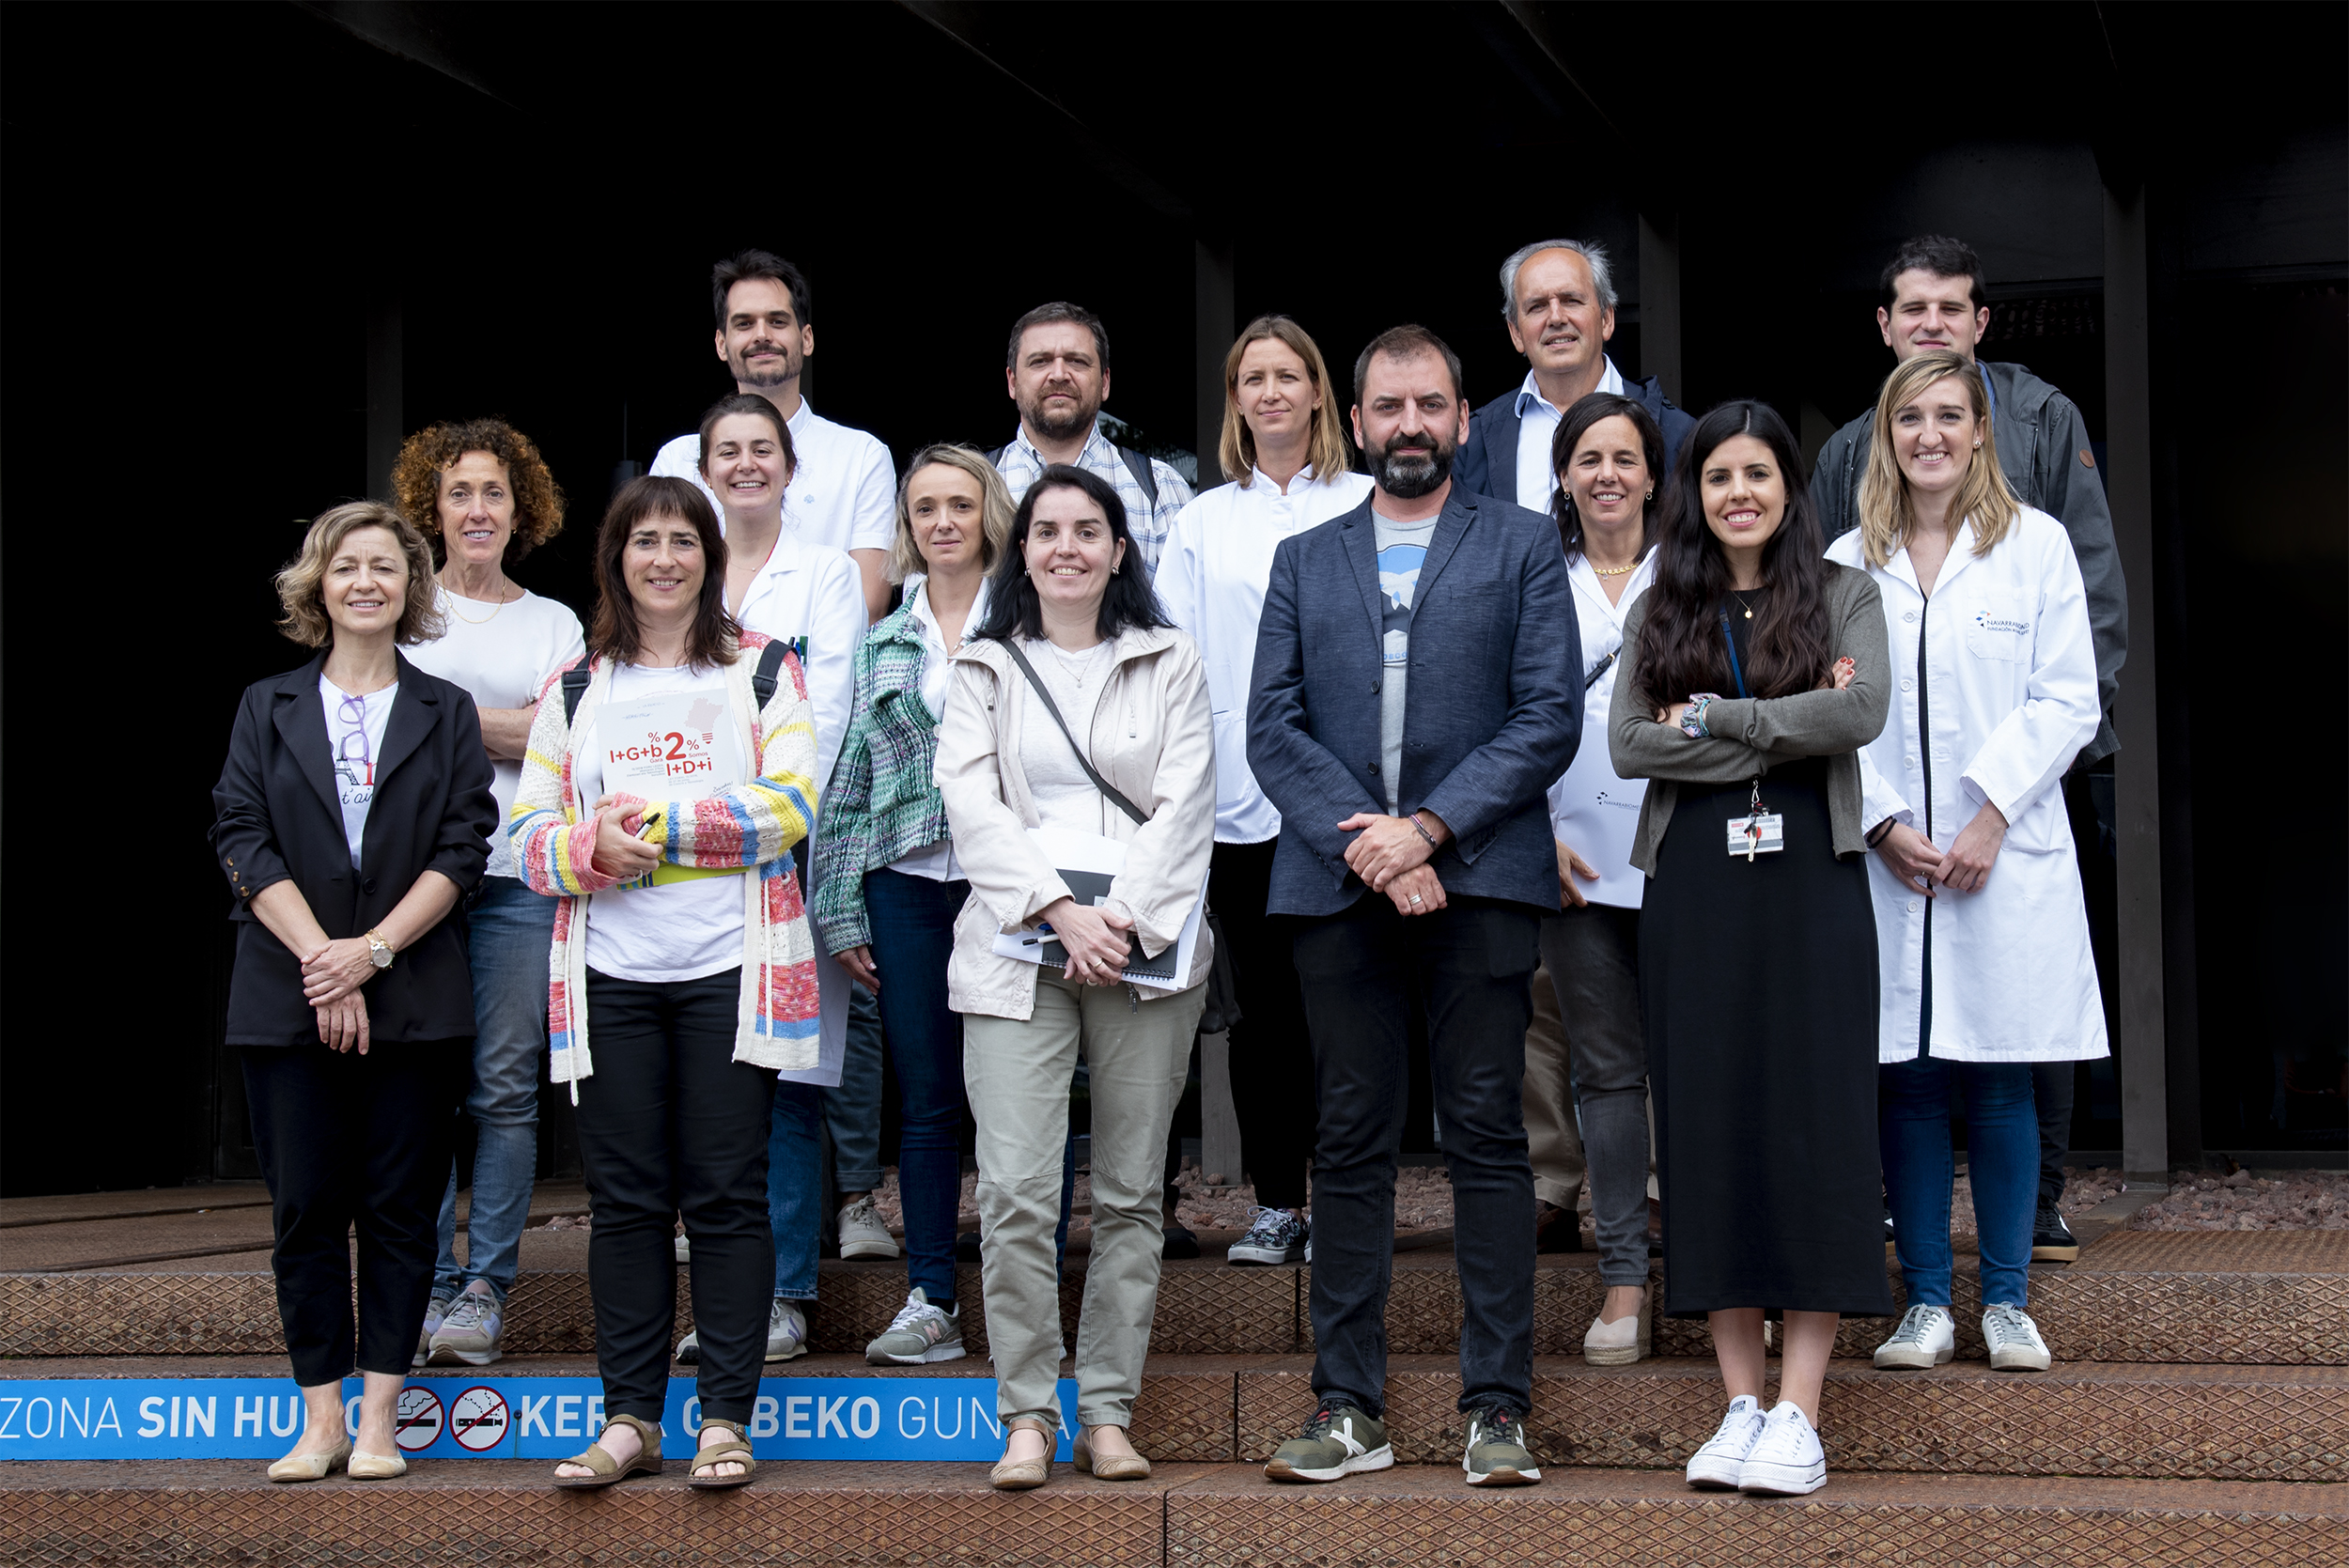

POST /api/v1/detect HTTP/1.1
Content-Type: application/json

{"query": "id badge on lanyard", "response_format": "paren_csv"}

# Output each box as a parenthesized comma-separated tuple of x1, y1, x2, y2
(1718, 612, 1783, 861)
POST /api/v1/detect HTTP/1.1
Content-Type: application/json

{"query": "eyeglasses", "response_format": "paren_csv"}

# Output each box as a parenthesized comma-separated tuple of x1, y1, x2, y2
(336, 691, 373, 779)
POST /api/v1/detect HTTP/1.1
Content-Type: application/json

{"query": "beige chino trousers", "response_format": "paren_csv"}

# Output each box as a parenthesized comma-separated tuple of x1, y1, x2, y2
(964, 970, 1206, 1430)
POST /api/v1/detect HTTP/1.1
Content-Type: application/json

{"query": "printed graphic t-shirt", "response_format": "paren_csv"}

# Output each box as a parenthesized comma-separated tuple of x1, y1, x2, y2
(574, 662, 747, 982)
(323, 675, 398, 868)
(1373, 509, 1437, 815)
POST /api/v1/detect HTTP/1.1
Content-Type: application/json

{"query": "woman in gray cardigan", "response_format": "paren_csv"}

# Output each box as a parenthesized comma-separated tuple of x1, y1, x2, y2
(1609, 401, 1890, 1500)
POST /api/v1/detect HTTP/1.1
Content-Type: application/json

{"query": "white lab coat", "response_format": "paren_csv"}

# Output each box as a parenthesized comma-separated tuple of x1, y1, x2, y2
(1828, 506, 2109, 1064)
(732, 527, 868, 1087)
(1157, 464, 1373, 843)
(1544, 551, 1653, 908)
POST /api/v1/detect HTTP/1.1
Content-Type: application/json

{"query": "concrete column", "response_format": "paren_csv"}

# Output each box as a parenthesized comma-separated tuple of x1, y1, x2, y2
(1199, 1032, 1243, 1188)
(2103, 183, 2168, 1186)
(1637, 211, 1682, 405)
(1194, 236, 1236, 486)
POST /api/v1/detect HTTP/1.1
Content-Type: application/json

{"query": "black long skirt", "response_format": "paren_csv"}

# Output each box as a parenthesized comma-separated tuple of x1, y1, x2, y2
(1640, 756, 1892, 1319)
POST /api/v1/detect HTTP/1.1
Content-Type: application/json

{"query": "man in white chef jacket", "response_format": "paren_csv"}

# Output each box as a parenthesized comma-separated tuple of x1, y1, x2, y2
(649, 249, 898, 623)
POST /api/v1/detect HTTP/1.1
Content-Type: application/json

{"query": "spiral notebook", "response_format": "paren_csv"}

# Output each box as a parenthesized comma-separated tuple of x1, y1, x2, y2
(989, 826, 1206, 986)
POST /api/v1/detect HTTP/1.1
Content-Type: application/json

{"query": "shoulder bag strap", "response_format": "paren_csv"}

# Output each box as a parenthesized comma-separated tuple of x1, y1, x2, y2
(1000, 641, 1149, 826)
(560, 663, 594, 724)
(1116, 442, 1159, 506)
(751, 638, 797, 708)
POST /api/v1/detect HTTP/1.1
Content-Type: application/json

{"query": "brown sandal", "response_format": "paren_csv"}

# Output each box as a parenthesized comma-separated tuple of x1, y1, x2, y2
(553, 1412, 662, 1490)
(689, 1417, 757, 1490)
(990, 1415, 1056, 1491)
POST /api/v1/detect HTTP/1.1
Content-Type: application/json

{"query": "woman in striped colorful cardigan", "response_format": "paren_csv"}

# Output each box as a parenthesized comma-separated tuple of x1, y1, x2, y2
(510, 476, 821, 1491)
(811, 443, 1012, 1367)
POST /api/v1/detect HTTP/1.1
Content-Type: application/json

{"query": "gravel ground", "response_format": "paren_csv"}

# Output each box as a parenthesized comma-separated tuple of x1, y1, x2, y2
(544, 1163, 2349, 1236)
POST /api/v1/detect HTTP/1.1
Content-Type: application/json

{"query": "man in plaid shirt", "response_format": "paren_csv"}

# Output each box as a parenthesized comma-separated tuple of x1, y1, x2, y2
(994, 301, 1193, 573)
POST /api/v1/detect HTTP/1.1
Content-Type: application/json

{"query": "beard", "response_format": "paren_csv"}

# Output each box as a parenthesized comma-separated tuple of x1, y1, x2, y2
(1019, 387, 1099, 442)
(730, 341, 801, 389)
(1370, 430, 1455, 498)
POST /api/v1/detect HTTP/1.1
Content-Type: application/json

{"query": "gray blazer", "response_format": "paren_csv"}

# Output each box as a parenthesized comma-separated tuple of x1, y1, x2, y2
(1609, 563, 1890, 874)
(1248, 487, 1580, 917)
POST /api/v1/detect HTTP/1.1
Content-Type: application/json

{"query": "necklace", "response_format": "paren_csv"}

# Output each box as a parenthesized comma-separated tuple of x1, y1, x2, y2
(1049, 639, 1108, 686)
(1729, 588, 1762, 620)
(1590, 559, 1639, 577)
(441, 573, 514, 625)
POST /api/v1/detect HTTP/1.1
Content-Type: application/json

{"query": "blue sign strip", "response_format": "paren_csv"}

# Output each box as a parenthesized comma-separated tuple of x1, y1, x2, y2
(0, 1376, 1079, 1463)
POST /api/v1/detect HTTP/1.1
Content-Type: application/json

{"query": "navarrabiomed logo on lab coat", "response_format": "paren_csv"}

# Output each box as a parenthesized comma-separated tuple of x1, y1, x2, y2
(1974, 610, 2030, 635)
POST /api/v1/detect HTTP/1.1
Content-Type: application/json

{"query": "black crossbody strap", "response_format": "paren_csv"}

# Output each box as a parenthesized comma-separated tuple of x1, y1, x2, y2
(1001, 641, 1150, 826)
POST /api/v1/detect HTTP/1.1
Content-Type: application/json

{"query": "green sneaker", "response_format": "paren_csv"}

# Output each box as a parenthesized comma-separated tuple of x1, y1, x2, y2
(1264, 1402, 1392, 1483)
(1462, 1405, 1542, 1486)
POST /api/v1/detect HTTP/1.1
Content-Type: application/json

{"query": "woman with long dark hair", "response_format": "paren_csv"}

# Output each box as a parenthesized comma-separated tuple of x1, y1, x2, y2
(1609, 401, 1890, 1498)
(935, 463, 1215, 1489)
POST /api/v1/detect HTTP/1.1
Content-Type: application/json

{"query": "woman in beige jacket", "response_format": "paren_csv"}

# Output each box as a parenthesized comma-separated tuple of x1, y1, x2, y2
(935, 464, 1216, 1490)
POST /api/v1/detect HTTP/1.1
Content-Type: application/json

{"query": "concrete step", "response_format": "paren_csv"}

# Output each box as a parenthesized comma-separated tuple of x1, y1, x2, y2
(5, 1352, 2341, 1484)
(8, 1228, 2344, 1364)
(0, 1457, 2341, 1567)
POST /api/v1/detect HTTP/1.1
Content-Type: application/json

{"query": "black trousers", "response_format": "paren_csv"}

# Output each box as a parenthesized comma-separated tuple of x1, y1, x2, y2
(1212, 839, 1315, 1210)
(576, 968, 775, 1425)
(241, 1040, 465, 1387)
(1293, 893, 1541, 1418)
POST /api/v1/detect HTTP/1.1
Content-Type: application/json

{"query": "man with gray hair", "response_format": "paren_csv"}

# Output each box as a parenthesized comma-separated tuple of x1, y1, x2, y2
(1454, 240, 1694, 514)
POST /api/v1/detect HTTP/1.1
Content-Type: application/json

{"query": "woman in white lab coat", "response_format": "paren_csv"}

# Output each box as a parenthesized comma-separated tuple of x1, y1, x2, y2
(1826, 349, 2107, 1376)
(677, 393, 870, 1367)
(1157, 315, 1371, 1267)
(1533, 393, 1665, 1363)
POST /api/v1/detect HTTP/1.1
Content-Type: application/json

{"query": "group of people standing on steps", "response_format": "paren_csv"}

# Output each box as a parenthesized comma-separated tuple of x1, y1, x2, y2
(210, 230, 2122, 1497)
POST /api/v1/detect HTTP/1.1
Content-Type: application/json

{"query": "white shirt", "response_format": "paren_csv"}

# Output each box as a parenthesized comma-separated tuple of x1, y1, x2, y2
(885, 575, 989, 883)
(1016, 637, 1119, 832)
(1544, 552, 1654, 908)
(1157, 464, 1375, 842)
(1828, 507, 2108, 1064)
(650, 399, 896, 559)
(726, 526, 865, 1088)
(1512, 356, 1628, 516)
(322, 676, 397, 869)
(404, 587, 586, 879)
(575, 662, 746, 982)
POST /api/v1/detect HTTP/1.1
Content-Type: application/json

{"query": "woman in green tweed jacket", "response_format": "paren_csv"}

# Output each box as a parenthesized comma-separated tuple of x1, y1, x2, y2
(811, 443, 1012, 1365)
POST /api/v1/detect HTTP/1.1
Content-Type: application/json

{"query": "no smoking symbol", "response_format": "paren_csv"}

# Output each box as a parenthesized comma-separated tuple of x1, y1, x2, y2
(450, 1387, 510, 1452)
(393, 1386, 444, 1452)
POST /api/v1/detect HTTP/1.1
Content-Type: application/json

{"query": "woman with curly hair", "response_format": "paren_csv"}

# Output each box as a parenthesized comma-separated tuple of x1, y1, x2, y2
(210, 503, 498, 1480)
(392, 418, 584, 1370)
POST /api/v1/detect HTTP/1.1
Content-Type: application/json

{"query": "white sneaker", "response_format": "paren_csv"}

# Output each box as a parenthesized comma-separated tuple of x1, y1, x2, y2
(865, 1287, 967, 1365)
(768, 1297, 810, 1360)
(1983, 1303, 2052, 1372)
(414, 1295, 450, 1369)
(1684, 1395, 1766, 1490)
(674, 1233, 691, 1264)
(1736, 1400, 1827, 1496)
(837, 1195, 900, 1261)
(1874, 1303, 1956, 1370)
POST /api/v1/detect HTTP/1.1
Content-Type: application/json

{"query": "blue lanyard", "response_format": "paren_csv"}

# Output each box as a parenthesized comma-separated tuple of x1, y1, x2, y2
(1719, 612, 1750, 699)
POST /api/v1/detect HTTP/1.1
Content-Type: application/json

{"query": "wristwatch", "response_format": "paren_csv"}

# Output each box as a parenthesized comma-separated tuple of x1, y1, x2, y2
(366, 929, 396, 970)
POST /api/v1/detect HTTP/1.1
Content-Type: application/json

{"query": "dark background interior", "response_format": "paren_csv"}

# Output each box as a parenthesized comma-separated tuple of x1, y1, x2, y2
(3, 2, 2341, 1193)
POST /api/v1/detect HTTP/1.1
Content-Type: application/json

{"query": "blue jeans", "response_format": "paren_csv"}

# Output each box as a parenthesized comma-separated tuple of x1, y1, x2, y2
(769, 1080, 823, 1301)
(864, 869, 969, 1304)
(434, 877, 555, 1303)
(1880, 1054, 2037, 1312)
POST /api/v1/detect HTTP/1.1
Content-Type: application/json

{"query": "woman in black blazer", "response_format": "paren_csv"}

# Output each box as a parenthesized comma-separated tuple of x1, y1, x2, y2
(210, 502, 498, 1482)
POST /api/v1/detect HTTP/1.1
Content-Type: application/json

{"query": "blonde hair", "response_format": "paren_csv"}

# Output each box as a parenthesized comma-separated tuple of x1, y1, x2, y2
(274, 502, 445, 648)
(1857, 349, 2020, 567)
(1219, 316, 1354, 487)
(890, 444, 1016, 585)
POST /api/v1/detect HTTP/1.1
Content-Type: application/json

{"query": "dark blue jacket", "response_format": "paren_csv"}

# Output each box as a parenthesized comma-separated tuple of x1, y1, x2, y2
(1246, 486, 1579, 919)
(1453, 372, 1696, 509)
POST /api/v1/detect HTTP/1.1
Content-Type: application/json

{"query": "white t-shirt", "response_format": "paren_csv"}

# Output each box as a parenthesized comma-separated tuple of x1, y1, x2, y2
(649, 399, 896, 558)
(1017, 638, 1116, 834)
(405, 587, 587, 879)
(323, 675, 397, 869)
(574, 662, 746, 983)
(885, 576, 989, 883)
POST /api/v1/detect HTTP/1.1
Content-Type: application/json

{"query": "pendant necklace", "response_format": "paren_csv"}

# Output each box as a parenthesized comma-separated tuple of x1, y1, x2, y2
(1729, 588, 1761, 620)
